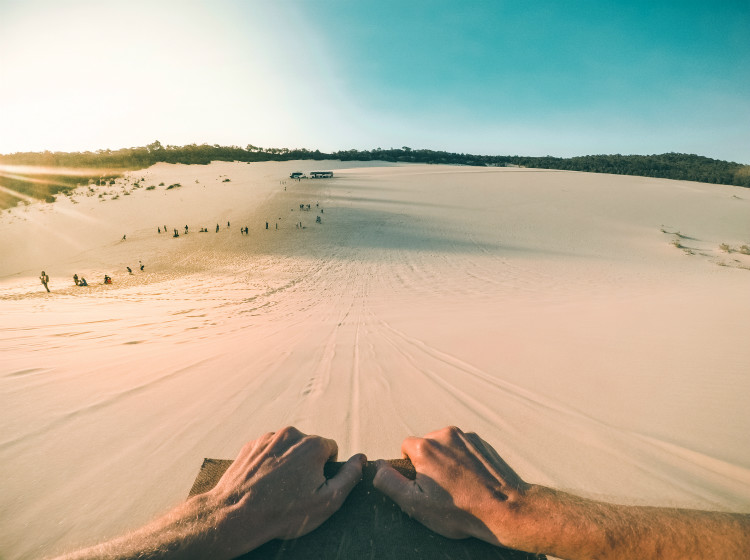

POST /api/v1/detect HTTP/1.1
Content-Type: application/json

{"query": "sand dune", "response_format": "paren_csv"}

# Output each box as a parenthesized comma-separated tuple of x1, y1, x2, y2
(1, 161, 749, 559)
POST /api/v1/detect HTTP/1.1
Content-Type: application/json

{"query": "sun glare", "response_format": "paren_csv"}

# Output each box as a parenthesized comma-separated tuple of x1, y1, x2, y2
(0, 164, 124, 209)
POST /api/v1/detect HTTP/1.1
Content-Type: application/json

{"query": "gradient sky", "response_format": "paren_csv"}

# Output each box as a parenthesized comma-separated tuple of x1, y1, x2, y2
(1, 0, 748, 162)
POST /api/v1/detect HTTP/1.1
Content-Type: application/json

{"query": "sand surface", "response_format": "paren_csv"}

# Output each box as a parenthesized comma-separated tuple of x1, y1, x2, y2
(1, 161, 749, 558)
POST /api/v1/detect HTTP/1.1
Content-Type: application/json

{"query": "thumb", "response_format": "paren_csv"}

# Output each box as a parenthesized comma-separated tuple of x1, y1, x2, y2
(373, 460, 418, 514)
(323, 453, 367, 509)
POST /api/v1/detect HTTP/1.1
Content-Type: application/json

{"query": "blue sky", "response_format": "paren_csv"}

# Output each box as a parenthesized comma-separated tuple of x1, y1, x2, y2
(1, 0, 748, 162)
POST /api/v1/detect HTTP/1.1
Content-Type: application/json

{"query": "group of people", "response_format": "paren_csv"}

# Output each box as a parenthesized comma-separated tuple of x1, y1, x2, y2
(159, 222, 232, 235)
(159, 221, 286, 236)
(152, 214, 335, 238)
(125, 261, 144, 275)
(39, 261, 146, 292)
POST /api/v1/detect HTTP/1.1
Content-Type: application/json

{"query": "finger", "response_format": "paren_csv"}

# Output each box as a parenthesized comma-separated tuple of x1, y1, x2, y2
(317, 436, 338, 462)
(463, 432, 527, 491)
(321, 453, 366, 508)
(401, 436, 425, 461)
(274, 426, 305, 446)
(423, 425, 464, 444)
(373, 459, 417, 511)
(226, 432, 275, 474)
(464, 431, 493, 458)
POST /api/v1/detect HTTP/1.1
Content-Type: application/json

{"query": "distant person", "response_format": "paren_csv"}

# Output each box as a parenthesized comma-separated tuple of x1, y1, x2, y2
(50, 426, 750, 560)
(40, 271, 50, 292)
(164, 225, 167, 232)
(73, 274, 79, 286)
(103, 275, 112, 285)
(265, 221, 269, 229)
(139, 260, 144, 271)
(78, 277, 88, 287)
(127, 267, 132, 274)
(216, 224, 220, 233)
(173, 229, 179, 238)
(227, 221, 230, 228)
(185, 225, 189, 234)
(122, 234, 126, 241)
(158, 227, 161, 234)
(275, 222, 278, 230)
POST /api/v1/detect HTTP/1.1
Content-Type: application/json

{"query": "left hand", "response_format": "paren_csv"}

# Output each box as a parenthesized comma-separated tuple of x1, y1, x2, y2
(202, 426, 366, 555)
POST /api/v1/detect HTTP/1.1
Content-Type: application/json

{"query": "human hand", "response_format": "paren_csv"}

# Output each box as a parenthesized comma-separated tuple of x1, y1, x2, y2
(201, 426, 366, 556)
(373, 426, 536, 550)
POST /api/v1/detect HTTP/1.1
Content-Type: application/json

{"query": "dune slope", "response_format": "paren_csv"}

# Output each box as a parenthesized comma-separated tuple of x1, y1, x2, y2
(1, 161, 749, 559)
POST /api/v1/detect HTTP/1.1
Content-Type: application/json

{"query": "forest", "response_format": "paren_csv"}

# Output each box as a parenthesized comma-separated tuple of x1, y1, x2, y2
(1, 141, 748, 208)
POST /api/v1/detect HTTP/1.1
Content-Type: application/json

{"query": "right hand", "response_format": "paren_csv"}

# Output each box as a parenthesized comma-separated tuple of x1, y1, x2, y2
(373, 426, 535, 550)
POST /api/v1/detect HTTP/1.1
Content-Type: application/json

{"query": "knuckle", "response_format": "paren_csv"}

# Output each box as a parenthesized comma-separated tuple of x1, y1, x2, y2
(445, 425, 462, 436)
(298, 435, 319, 450)
(279, 426, 302, 437)
(413, 438, 430, 454)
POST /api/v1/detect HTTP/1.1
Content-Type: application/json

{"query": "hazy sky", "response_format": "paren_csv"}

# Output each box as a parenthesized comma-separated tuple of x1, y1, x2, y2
(1, 0, 748, 162)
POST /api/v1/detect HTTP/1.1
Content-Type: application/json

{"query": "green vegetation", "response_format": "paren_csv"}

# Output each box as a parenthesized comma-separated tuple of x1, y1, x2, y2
(1, 140, 748, 208)
(0, 170, 122, 208)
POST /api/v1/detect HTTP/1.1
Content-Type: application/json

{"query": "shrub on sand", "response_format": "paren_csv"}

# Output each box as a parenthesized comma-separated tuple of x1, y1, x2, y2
(739, 245, 750, 255)
(719, 243, 731, 252)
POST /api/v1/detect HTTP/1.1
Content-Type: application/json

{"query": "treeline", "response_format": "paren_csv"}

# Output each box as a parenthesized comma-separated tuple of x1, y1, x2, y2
(1, 141, 748, 208)
(331, 148, 750, 187)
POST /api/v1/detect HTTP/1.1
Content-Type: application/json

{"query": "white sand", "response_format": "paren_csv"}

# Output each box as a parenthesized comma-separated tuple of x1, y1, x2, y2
(1, 161, 749, 558)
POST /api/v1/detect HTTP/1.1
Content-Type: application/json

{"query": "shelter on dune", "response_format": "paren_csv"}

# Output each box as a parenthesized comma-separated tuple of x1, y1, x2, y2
(310, 171, 333, 178)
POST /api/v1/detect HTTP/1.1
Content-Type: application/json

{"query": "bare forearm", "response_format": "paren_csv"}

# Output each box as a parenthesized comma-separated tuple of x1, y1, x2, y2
(51, 429, 364, 560)
(53, 495, 256, 560)
(516, 485, 750, 560)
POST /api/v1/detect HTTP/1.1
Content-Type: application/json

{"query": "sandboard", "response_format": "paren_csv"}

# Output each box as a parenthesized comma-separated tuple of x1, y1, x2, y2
(189, 458, 546, 559)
